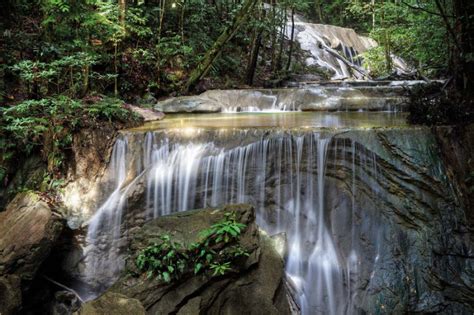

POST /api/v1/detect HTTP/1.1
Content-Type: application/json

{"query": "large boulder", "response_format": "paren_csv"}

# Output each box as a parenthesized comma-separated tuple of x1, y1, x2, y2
(0, 192, 64, 314)
(84, 204, 291, 315)
(76, 292, 145, 315)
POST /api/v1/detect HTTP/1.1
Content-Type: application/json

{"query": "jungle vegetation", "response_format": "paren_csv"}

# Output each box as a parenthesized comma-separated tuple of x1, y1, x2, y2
(0, 0, 473, 196)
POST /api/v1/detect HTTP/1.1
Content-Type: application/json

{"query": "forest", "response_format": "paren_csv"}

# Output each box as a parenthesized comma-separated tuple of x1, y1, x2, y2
(1, 1, 474, 314)
(1, 0, 473, 183)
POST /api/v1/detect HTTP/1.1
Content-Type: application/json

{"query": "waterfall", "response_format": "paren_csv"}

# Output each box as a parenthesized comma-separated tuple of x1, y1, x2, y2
(82, 130, 391, 314)
(83, 137, 131, 295)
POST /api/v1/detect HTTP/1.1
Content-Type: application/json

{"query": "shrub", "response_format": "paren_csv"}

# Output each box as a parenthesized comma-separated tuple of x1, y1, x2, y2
(135, 212, 249, 283)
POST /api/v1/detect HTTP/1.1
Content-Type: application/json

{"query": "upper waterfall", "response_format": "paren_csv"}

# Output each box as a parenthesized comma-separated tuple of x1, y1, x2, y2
(289, 16, 412, 80)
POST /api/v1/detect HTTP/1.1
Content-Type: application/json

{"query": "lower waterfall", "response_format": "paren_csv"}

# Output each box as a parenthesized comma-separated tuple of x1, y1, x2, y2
(80, 123, 461, 314)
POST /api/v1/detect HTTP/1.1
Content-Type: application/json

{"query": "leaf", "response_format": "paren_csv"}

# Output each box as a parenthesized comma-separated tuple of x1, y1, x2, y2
(163, 271, 171, 283)
(146, 270, 153, 279)
(194, 263, 203, 274)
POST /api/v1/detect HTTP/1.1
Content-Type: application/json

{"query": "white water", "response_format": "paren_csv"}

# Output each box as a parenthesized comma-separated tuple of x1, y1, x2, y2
(287, 17, 412, 79)
(83, 138, 131, 294)
(83, 131, 384, 313)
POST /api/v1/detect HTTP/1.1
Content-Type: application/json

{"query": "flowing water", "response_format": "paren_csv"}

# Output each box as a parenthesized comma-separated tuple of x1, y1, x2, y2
(78, 111, 460, 314)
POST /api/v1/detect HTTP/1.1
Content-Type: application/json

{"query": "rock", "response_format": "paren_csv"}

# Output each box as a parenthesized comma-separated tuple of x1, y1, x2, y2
(76, 292, 145, 315)
(154, 85, 411, 113)
(62, 126, 119, 224)
(0, 275, 22, 314)
(0, 192, 63, 279)
(434, 124, 474, 225)
(155, 96, 221, 113)
(0, 156, 46, 210)
(94, 204, 291, 314)
(50, 290, 82, 315)
(126, 105, 165, 122)
(0, 192, 64, 315)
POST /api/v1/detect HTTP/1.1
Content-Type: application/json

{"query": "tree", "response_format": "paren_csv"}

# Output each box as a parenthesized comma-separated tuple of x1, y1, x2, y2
(184, 0, 259, 92)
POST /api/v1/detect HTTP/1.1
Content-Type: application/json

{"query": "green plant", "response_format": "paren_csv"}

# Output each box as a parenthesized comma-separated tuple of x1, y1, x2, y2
(210, 262, 231, 276)
(200, 212, 247, 245)
(135, 212, 249, 284)
(136, 234, 188, 282)
(0, 95, 140, 185)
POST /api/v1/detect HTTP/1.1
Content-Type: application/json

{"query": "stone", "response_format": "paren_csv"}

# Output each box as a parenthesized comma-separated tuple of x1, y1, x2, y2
(0, 192, 63, 280)
(154, 85, 410, 113)
(126, 104, 165, 122)
(0, 192, 63, 315)
(76, 292, 145, 315)
(93, 204, 291, 315)
(0, 275, 22, 315)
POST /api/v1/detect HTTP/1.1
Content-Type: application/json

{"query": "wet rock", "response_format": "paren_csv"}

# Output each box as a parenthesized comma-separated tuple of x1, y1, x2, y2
(0, 192, 64, 314)
(76, 292, 145, 315)
(62, 126, 119, 224)
(0, 275, 22, 314)
(51, 290, 82, 315)
(154, 96, 221, 113)
(95, 204, 291, 315)
(154, 86, 410, 113)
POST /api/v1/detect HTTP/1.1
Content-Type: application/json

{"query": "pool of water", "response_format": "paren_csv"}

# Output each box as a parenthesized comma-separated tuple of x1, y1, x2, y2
(129, 112, 409, 131)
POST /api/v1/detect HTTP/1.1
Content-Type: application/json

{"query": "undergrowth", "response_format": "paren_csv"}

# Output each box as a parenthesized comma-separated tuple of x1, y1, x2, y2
(0, 95, 142, 195)
(135, 212, 249, 283)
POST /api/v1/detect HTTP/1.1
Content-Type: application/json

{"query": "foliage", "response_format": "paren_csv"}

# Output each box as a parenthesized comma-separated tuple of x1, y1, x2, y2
(135, 212, 249, 283)
(407, 83, 474, 125)
(362, 46, 391, 77)
(1, 0, 314, 99)
(0, 95, 140, 179)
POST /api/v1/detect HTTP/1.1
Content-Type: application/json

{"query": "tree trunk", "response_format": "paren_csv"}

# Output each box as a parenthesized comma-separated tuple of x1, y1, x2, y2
(246, 29, 262, 85)
(184, 0, 259, 92)
(276, 9, 287, 71)
(315, 0, 323, 23)
(156, 0, 166, 82)
(119, 0, 126, 28)
(450, 0, 474, 95)
(286, 8, 295, 72)
(270, 0, 277, 71)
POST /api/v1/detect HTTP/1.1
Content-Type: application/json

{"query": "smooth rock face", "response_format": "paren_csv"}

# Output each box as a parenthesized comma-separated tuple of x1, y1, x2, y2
(155, 85, 410, 113)
(76, 292, 145, 315)
(0, 192, 63, 315)
(98, 204, 291, 315)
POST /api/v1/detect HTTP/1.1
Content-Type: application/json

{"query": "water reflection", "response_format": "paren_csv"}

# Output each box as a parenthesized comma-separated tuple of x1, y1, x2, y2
(129, 112, 407, 131)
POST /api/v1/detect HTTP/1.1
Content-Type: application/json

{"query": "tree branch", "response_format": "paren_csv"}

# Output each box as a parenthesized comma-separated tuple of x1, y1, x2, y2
(401, 0, 454, 18)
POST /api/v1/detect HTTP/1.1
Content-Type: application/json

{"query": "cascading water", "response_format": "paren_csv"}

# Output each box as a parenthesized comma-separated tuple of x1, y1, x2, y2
(83, 137, 131, 295)
(81, 128, 395, 314)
